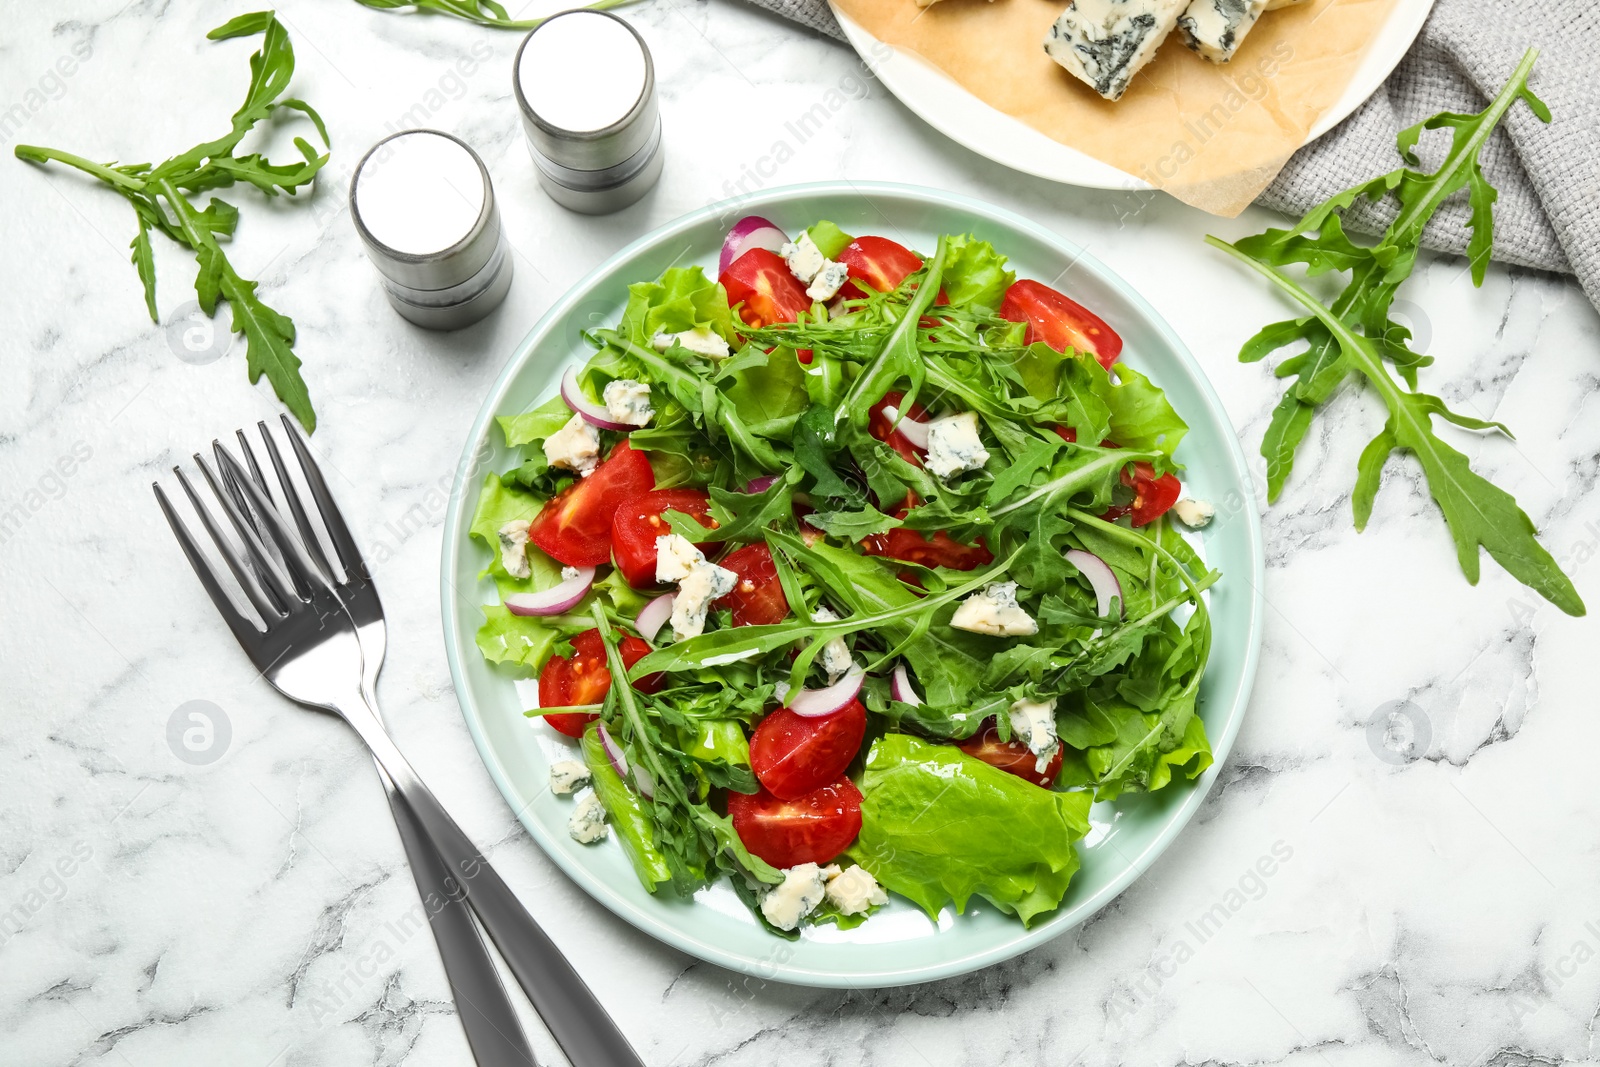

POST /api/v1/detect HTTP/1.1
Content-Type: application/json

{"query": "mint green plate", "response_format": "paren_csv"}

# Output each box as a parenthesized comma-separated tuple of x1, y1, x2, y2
(440, 182, 1264, 988)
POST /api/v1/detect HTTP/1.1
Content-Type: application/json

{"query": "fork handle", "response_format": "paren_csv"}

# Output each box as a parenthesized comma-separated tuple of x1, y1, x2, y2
(340, 701, 647, 1067)
(379, 767, 539, 1067)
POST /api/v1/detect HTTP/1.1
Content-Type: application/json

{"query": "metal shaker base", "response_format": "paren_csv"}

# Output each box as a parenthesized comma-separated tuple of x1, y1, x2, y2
(536, 146, 664, 215)
(383, 255, 514, 331)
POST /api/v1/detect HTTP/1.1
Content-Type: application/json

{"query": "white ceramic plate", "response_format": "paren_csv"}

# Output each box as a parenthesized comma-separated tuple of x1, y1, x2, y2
(441, 182, 1265, 987)
(832, 0, 1436, 189)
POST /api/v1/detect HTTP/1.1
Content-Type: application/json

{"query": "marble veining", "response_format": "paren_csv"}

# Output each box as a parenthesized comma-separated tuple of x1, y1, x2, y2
(3, 0, 1599, 1064)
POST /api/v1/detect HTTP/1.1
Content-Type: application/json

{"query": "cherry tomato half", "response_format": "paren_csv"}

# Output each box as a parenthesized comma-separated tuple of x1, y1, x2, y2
(1052, 428, 1179, 527)
(612, 489, 719, 589)
(529, 442, 655, 568)
(728, 776, 863, 868)
(537, 629, 661, 738)
(1000, 279, 1123, 370)
(868, 390, 930, 467)
(719, 248, 811, 328)
(1119, 462, 1182, 528)
(715, 543, 790, 626)
(958, 723, 1063, 788)
(838, 236, 923, 300)
(861, 527, 995, 571)
(749, 700, 867, 800)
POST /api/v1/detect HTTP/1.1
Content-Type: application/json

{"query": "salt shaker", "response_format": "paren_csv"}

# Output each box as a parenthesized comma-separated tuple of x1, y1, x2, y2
(349, 129, 513, 330)
(513, 10, 663, 214)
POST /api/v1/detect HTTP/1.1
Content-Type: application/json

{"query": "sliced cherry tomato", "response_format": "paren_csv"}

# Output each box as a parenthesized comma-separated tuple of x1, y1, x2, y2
(749, 700, 867, 800)
(715, 543, 790, 626)
(958, 723, 1063, 788)
(1121, 462, 1181, 527)
(862, 527, 994, 571)
(719, 248, 811, 328)
(868, 390, 930, 467)
(529, 441, 655, 567)
(838, 236, 923, 300)
(1000, 279, 1123, 370)
(612, 489, 719, 589)
(1053, 428, 1179, 526)
(728, 776, 863, 868)
(537, 628, 661, 738)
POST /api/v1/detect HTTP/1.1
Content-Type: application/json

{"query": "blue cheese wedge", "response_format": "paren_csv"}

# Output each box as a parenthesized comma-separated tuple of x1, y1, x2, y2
(1177, 0, 1265, 62)
(1044, 0, 1187, 102)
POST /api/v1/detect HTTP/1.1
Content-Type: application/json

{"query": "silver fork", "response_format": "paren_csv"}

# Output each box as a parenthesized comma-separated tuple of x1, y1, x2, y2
(155, 423, 646, 1067)
(216, 424, 536, 1067)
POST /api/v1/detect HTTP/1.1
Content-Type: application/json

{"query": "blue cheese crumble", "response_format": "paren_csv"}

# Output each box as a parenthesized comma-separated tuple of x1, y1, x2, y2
(652, 326, 730, 359)
(782, 232, 848, 301)
(602, 379, 655, 427)
(1008, 697, 1061, 774)
(811, 605, 854, 682)
(950, 581, 1038, 637)
(543, 413, 601, 477)
(761, 863, 828, 930)
(655, 533, 738, 640)
(823, 864, 887, 915)
(1044, 0, 1187, 101)
(567, 791, 608, 843)
(549, 760, 591, 795)
(497, 519, 532, 579)
(925, 411, 989, 481)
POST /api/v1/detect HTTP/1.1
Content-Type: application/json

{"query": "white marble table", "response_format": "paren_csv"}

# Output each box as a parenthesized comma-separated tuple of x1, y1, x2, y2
(4, 1, 1598, 1064)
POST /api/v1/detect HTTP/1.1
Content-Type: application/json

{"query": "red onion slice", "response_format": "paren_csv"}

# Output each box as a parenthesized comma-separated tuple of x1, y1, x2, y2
(890, 662, 922, 707)
(1064, 549, 1122, 619)
(745, 474, 779, 494)
(718, 215, 788, 277)
(503, 567, 595, 616)
(597, 723, 628, 780)
(881, 405, 930, 450)
(789, 664, 866, 718)
(559, 366, 635, 432)
(598, 724, 655, 799)
(635, 593, 674, 643)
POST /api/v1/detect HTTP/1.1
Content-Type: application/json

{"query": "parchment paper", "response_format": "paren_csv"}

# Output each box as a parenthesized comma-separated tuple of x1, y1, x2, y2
(829, 0, 1401, 214)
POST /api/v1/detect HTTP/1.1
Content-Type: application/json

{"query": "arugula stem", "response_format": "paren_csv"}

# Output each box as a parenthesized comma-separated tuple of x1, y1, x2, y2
(833, 236, 948, 425)
(14, 145, 147, 191)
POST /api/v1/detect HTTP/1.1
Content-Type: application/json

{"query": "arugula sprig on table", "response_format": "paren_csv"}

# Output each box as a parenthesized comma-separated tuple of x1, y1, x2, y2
(352, 0, 634, 29)
(14, 12, 328, 432)
(1208, 47, 1583, 617)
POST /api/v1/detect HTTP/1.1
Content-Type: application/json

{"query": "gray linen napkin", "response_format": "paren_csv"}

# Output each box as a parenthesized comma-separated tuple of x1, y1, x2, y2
(743, 0, 1600, 307)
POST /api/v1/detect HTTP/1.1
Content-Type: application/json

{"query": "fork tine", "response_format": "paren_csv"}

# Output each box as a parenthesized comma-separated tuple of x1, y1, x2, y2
(255, 421, 337, 587)
(173, 465, 286, 622)
(189, 455, 303, 609)
(211, 441, 327, 597)
(154, 482, 265, 647)
(215, 436, 296, 614)
(278, 414, 368, 582)
(225, 433, 314, 602)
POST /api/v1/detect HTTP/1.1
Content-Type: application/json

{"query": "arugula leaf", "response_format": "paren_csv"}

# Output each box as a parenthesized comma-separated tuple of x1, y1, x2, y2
(805, 506, 902, 542)
(1210, 48, 1580, 615)
(14, 12, 328, 430)
(847, 734, 1092, 925)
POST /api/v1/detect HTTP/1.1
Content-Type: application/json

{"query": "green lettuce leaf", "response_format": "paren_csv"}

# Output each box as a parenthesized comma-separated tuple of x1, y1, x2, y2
(806, 219, 853, 259)
(582, 725, 673, 892)
(619, 265, 735, 347)
(848, 734, 1093, 925)
(940, 234, 1015, 311)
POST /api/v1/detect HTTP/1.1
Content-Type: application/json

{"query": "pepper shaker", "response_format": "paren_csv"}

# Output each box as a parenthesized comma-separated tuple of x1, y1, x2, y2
(513, 10, 663, 214)
(349, 129, 513, 330)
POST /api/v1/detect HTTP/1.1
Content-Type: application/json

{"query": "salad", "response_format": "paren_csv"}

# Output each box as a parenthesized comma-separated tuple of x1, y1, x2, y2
(470, 214, 1219, 936)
